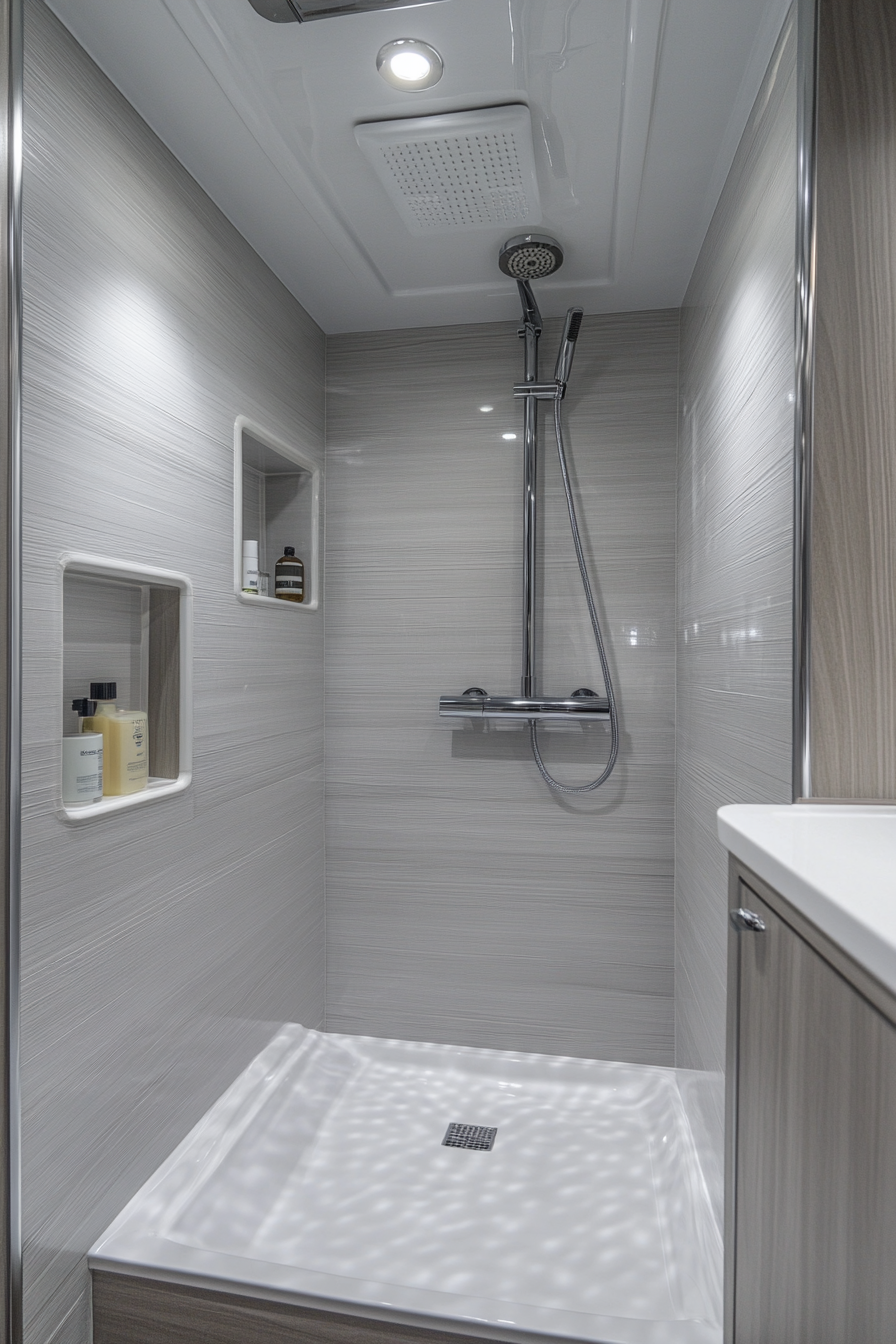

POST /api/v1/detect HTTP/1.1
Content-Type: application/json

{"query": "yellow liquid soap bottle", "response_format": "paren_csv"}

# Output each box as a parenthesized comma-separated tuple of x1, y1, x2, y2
(82, 681, 148, 796)
(275, 546, 305, 603)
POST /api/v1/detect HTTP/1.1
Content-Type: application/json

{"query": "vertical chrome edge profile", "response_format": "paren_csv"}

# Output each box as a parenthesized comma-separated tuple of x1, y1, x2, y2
(5, 0, 22, 1338)
(723, 862, 745, 1343)
(793, 0, 820, 802)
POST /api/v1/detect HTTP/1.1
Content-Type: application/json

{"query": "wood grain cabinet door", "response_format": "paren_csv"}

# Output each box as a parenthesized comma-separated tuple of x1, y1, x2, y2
(730, 884, 896, 1343)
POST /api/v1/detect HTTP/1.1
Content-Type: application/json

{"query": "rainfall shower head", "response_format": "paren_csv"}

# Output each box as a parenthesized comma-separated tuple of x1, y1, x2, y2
(498, 234, 564, 280)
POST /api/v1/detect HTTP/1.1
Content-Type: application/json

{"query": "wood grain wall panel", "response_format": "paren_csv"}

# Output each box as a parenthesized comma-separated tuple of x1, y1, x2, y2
(325, 312, 678, 1064)
(22, 4, 326, 1341)
(148, 586, 180, 781)
(92, 1273, 496, 1344)
(811, 0, 896, 798)
(675, 11, 795, 1084)
(731, 881, 896, 1342)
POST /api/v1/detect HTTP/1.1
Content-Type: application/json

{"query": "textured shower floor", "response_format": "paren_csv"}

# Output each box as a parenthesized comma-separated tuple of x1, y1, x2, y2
(90, 1025, 722, 1344)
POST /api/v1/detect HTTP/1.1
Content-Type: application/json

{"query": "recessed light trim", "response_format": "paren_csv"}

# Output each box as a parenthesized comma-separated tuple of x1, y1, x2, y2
(377, 39, 443, 91)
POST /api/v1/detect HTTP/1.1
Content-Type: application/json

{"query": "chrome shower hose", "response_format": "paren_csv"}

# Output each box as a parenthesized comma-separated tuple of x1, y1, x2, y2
(529, 396, 619, 793)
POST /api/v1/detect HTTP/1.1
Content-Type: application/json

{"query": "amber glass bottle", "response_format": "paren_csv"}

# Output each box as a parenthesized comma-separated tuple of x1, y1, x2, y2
(275, 546, 305, 603)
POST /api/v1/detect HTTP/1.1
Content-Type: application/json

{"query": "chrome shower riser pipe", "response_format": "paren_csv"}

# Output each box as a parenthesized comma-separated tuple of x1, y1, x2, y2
(519, 282, 541, 698)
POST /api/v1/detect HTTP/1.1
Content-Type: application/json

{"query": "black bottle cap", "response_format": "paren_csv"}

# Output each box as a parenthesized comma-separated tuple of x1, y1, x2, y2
(71, 698, 97, 716)
(90, 682, 116, 700)
(283, 546, 296, 557)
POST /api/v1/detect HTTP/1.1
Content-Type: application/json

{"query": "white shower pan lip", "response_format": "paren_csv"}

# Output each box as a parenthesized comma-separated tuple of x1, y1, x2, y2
(89, 1025, 722, 1344)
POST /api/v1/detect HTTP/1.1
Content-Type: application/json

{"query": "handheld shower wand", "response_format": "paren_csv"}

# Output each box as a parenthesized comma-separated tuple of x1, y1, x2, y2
(509, 272, 618, 791)
(553, 307, 584, 395)
(533, 316, 620, 793)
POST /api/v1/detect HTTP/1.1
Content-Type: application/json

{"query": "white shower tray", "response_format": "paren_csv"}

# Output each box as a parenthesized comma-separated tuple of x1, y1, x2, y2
(90, 1025, 723, 1344)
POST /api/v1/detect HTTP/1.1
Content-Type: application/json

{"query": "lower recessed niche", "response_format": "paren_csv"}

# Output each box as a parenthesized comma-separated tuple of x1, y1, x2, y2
(234, 416, 321, 611)
(61, 553, 193, 822)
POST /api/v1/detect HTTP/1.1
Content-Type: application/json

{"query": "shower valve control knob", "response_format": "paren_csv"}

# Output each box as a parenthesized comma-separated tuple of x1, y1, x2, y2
(730, 908, 766, 933)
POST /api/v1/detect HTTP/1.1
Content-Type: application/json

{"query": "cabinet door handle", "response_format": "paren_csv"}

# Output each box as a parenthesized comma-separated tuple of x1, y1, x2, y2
(730, 907, 766, 932)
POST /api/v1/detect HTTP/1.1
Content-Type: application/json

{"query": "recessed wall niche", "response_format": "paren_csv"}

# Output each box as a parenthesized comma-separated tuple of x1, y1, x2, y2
(234, 416, 321, 611)
(61, 554, 193, 821)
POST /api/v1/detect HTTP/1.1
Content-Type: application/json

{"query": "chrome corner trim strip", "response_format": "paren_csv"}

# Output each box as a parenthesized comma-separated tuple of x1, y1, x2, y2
(6, 0, 22, 1337)
(793, 0, 819, 802)
(723, 863, 744, 1341)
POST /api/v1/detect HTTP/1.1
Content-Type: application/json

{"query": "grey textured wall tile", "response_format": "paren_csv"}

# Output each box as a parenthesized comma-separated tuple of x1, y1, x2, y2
(675, 10, 795, 1075)
(22, 4, 325, 1340)
(20, 5, 799, 1337)
(326, 312, 678, 1063)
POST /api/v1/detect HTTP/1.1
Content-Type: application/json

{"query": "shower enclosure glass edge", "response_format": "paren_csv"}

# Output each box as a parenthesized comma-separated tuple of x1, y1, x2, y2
(793, 0, 819, 803)
(4, 0, 23, 1338)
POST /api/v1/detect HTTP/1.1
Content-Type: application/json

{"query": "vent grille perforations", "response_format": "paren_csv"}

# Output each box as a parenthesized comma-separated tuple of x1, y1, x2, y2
(382, 132, 529, 230)
(355, 106, 542, 236)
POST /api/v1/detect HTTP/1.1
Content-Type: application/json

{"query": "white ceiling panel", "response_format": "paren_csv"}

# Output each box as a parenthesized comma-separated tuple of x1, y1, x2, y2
(42, 0, 791, 332)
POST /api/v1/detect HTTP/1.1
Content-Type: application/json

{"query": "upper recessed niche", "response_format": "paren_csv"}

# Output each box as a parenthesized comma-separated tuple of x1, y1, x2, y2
(234, 417, 321, 612)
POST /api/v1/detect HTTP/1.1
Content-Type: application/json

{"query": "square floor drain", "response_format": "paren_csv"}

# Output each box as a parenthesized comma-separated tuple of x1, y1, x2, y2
(442, 1123, 497, 1150)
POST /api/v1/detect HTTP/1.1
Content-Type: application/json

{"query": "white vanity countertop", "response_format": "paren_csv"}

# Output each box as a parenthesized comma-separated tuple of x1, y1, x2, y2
(718, 804, 896, 998)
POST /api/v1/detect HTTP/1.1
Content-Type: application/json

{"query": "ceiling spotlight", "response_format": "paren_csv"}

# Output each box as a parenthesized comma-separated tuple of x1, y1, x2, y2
(502, 432, 518, 441)
(479, 405, 494, 413)
(377, 39, 443, 91)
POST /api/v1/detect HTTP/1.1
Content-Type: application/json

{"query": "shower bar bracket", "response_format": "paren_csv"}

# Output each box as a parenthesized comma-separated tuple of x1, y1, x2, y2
(439, 690, 610, 722)
(513, 382, 563, 400)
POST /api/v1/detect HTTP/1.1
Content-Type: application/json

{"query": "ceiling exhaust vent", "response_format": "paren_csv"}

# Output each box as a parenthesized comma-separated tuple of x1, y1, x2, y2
(246, 0, 449, 21)
(355, 106, 542, 236)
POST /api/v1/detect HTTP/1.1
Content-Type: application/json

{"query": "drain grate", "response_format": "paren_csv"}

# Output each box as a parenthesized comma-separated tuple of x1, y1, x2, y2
(442, 1123, 497, 1151)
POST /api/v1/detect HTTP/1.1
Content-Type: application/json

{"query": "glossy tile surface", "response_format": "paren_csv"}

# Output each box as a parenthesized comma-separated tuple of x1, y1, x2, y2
(675, 11, 795, 1080)
(325, 313, 679, 1063)
(22, 4, 326, 1340)
(92, 1024, 722, 1344)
